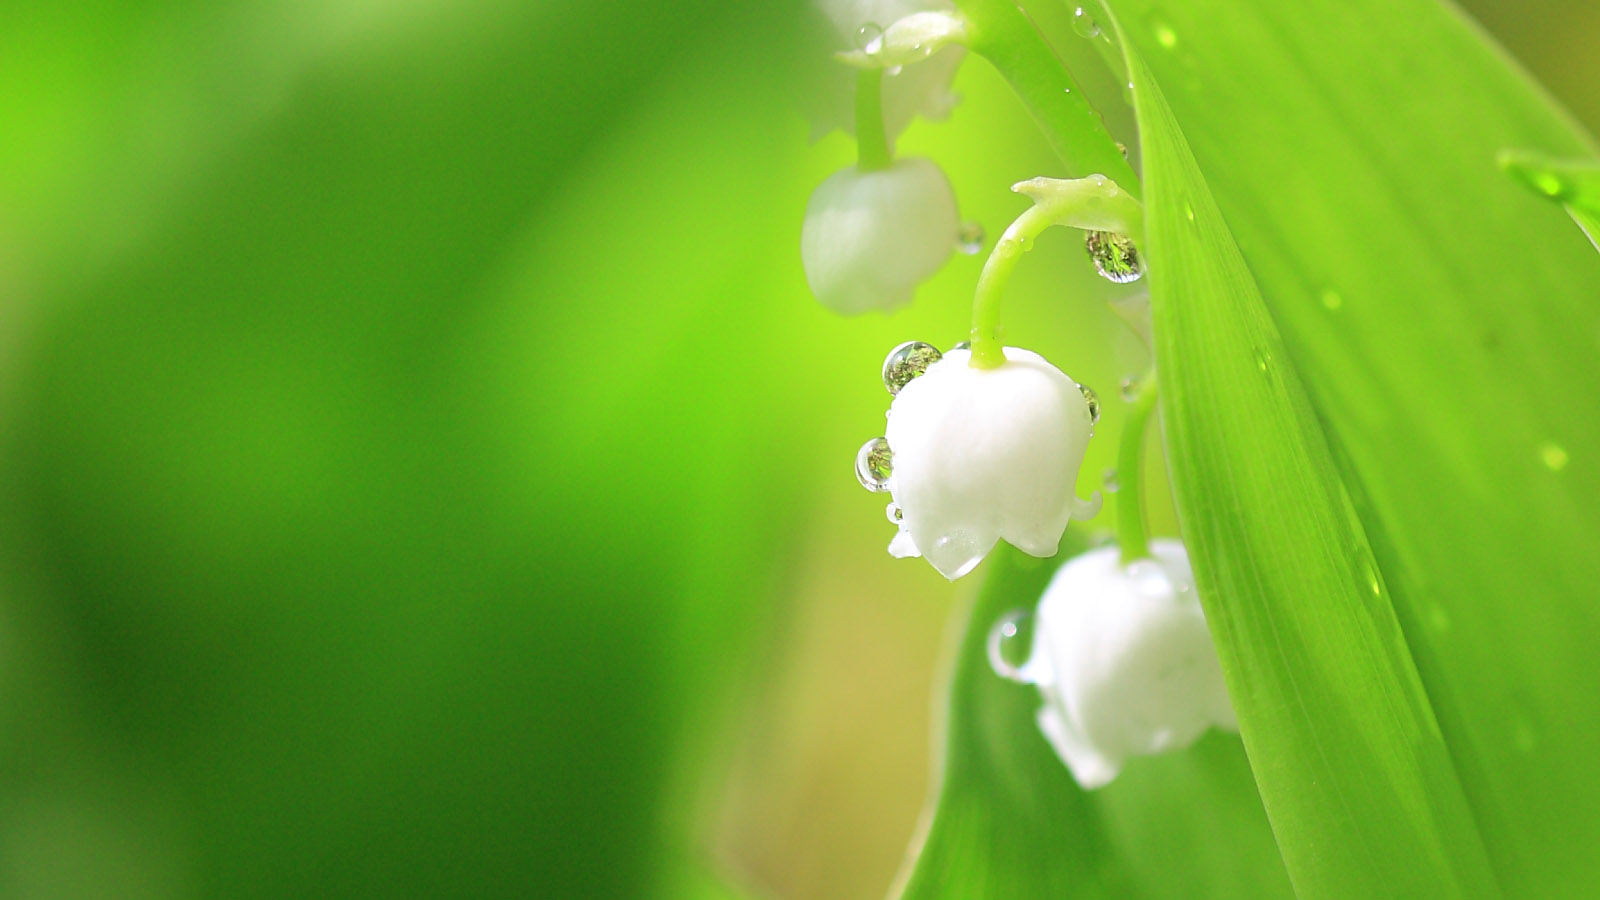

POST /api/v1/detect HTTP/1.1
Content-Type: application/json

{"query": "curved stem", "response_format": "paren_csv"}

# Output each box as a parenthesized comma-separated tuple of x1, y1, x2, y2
(968, 205, 1054, 368)
(855, 69, 891, 171)
(1116, 369, 1158, 564)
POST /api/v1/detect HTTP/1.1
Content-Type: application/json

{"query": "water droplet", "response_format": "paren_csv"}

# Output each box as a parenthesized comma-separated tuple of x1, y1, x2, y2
(855, 22, 884, 55)
(1123, 81, 1136, 105)
(950, 339, 972, 351)
(986, 609, 1036, 684)
(855, 437, 893, 492)
(1154, 23, 1177, 48)
(1102, 468, 1120, 492)
(885, 502, 903, 524)
(885, 64, 903, 76)
(1183, 202, 1196, 222)
(1253, 348, 1271, 373)
(957, 221, 985, 255)
(1118, 375, 1140, 402)
(1079, 383, 1101, 424)
(1539, 441, 1569, 472)
(1126, 559, 1172, 597)
(1070, 6, 1101, 38)
(1320, 288, 1343, 311)
(1084, 230, 1143, 283)
(1014, 234, 1034, 252)
(882, 341, 942, 395)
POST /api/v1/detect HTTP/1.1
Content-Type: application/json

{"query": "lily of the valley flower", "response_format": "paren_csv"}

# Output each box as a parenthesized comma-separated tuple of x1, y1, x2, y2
(885, 346, 1100, 579)
(1022, 540, 1236, 789)
(806, 0, 965, 140)
(801, 158, 959, 314)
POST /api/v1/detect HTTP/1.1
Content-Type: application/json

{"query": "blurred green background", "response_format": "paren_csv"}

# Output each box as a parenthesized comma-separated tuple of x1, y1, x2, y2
(0, 2, 1594, 898)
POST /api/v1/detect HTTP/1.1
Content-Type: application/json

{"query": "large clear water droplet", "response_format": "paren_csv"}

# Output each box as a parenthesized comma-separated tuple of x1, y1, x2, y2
(855, 22, 884, 55)
(986, 609, 1036, 684)
(1085, 230, 1143, 283)
(957, 221, 985, 255)
(1071, 6, 1101, 38)
(882, 341, 942, 395)
(855, 437, 893, 492)
(1079, 383, 1101, 424)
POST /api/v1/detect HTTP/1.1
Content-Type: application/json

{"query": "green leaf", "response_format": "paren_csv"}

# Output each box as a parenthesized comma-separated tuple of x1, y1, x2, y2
(1100, 0, 1600, 896)
(894, 543, 1295, 900)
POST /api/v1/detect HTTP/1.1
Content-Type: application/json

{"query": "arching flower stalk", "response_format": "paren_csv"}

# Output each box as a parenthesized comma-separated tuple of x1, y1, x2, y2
(800, 2, 974, 315)
(992, 540, 1236, 789)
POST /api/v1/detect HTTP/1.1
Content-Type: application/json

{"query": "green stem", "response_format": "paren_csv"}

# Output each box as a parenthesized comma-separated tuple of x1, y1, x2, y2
(855, 69, 891, 171)
(955, 0, 1139, 196)
(1116, 369, 1158, 564)
(968, 205, 1054, 368)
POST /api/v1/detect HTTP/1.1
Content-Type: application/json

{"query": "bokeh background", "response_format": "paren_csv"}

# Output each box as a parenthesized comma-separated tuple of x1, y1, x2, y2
(0, 2, 1593, 898)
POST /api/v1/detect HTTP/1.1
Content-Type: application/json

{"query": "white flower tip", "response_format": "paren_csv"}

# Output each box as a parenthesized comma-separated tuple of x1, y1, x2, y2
(801, 158, 958, 315)
(1025, 540, 1234, 789)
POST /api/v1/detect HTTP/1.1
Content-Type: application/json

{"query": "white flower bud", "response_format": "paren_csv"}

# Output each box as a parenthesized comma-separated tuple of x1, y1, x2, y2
(884, 347, 1101, 579)
(801, 158, 959, 315)
(1022, 540, 1236, 789)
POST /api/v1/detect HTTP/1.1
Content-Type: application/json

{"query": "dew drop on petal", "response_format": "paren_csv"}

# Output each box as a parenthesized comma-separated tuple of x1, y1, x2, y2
(986, 608, 1036, 684)
(855, 22, 884, 55)
(885, 501, 903, 524)
(882, 341, 943, 395)
(957, 221, 985, 255)
(855, 436, 893, 492)
(1540, 441, 1569, 472)
(1085, 230, 1143, 283)
(1071, 6, 1101, 38)
(1118, 375, 1140, 402)
(1102, 468, 1120, 493)
(1079, 383, 1101, 424)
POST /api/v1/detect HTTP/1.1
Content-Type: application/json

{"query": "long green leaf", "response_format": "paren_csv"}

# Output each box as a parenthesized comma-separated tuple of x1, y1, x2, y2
(1101, 0, 1600, 896)
(1111, 33, 1501, 898)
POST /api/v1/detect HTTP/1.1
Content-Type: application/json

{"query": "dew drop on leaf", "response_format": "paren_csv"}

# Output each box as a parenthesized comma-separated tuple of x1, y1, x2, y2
(986, 609, 1035, 684)
(957, 221, 985, 255)
(1079, 383, 1101, 424)
(1085, 230, 1143, 283)
(1071, 6, 1100, 38)
(855, 437, 893, 492)
(882, 341, 942, 395)
(1540, 441, 1570, 472)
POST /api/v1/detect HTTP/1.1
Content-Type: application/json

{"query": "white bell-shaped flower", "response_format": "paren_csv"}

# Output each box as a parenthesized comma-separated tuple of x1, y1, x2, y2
(805, 0, 965, 139)
(801, 158, 958, 315)
(884, 347, 1100, 579)
(1021, 540, 1236, 789)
